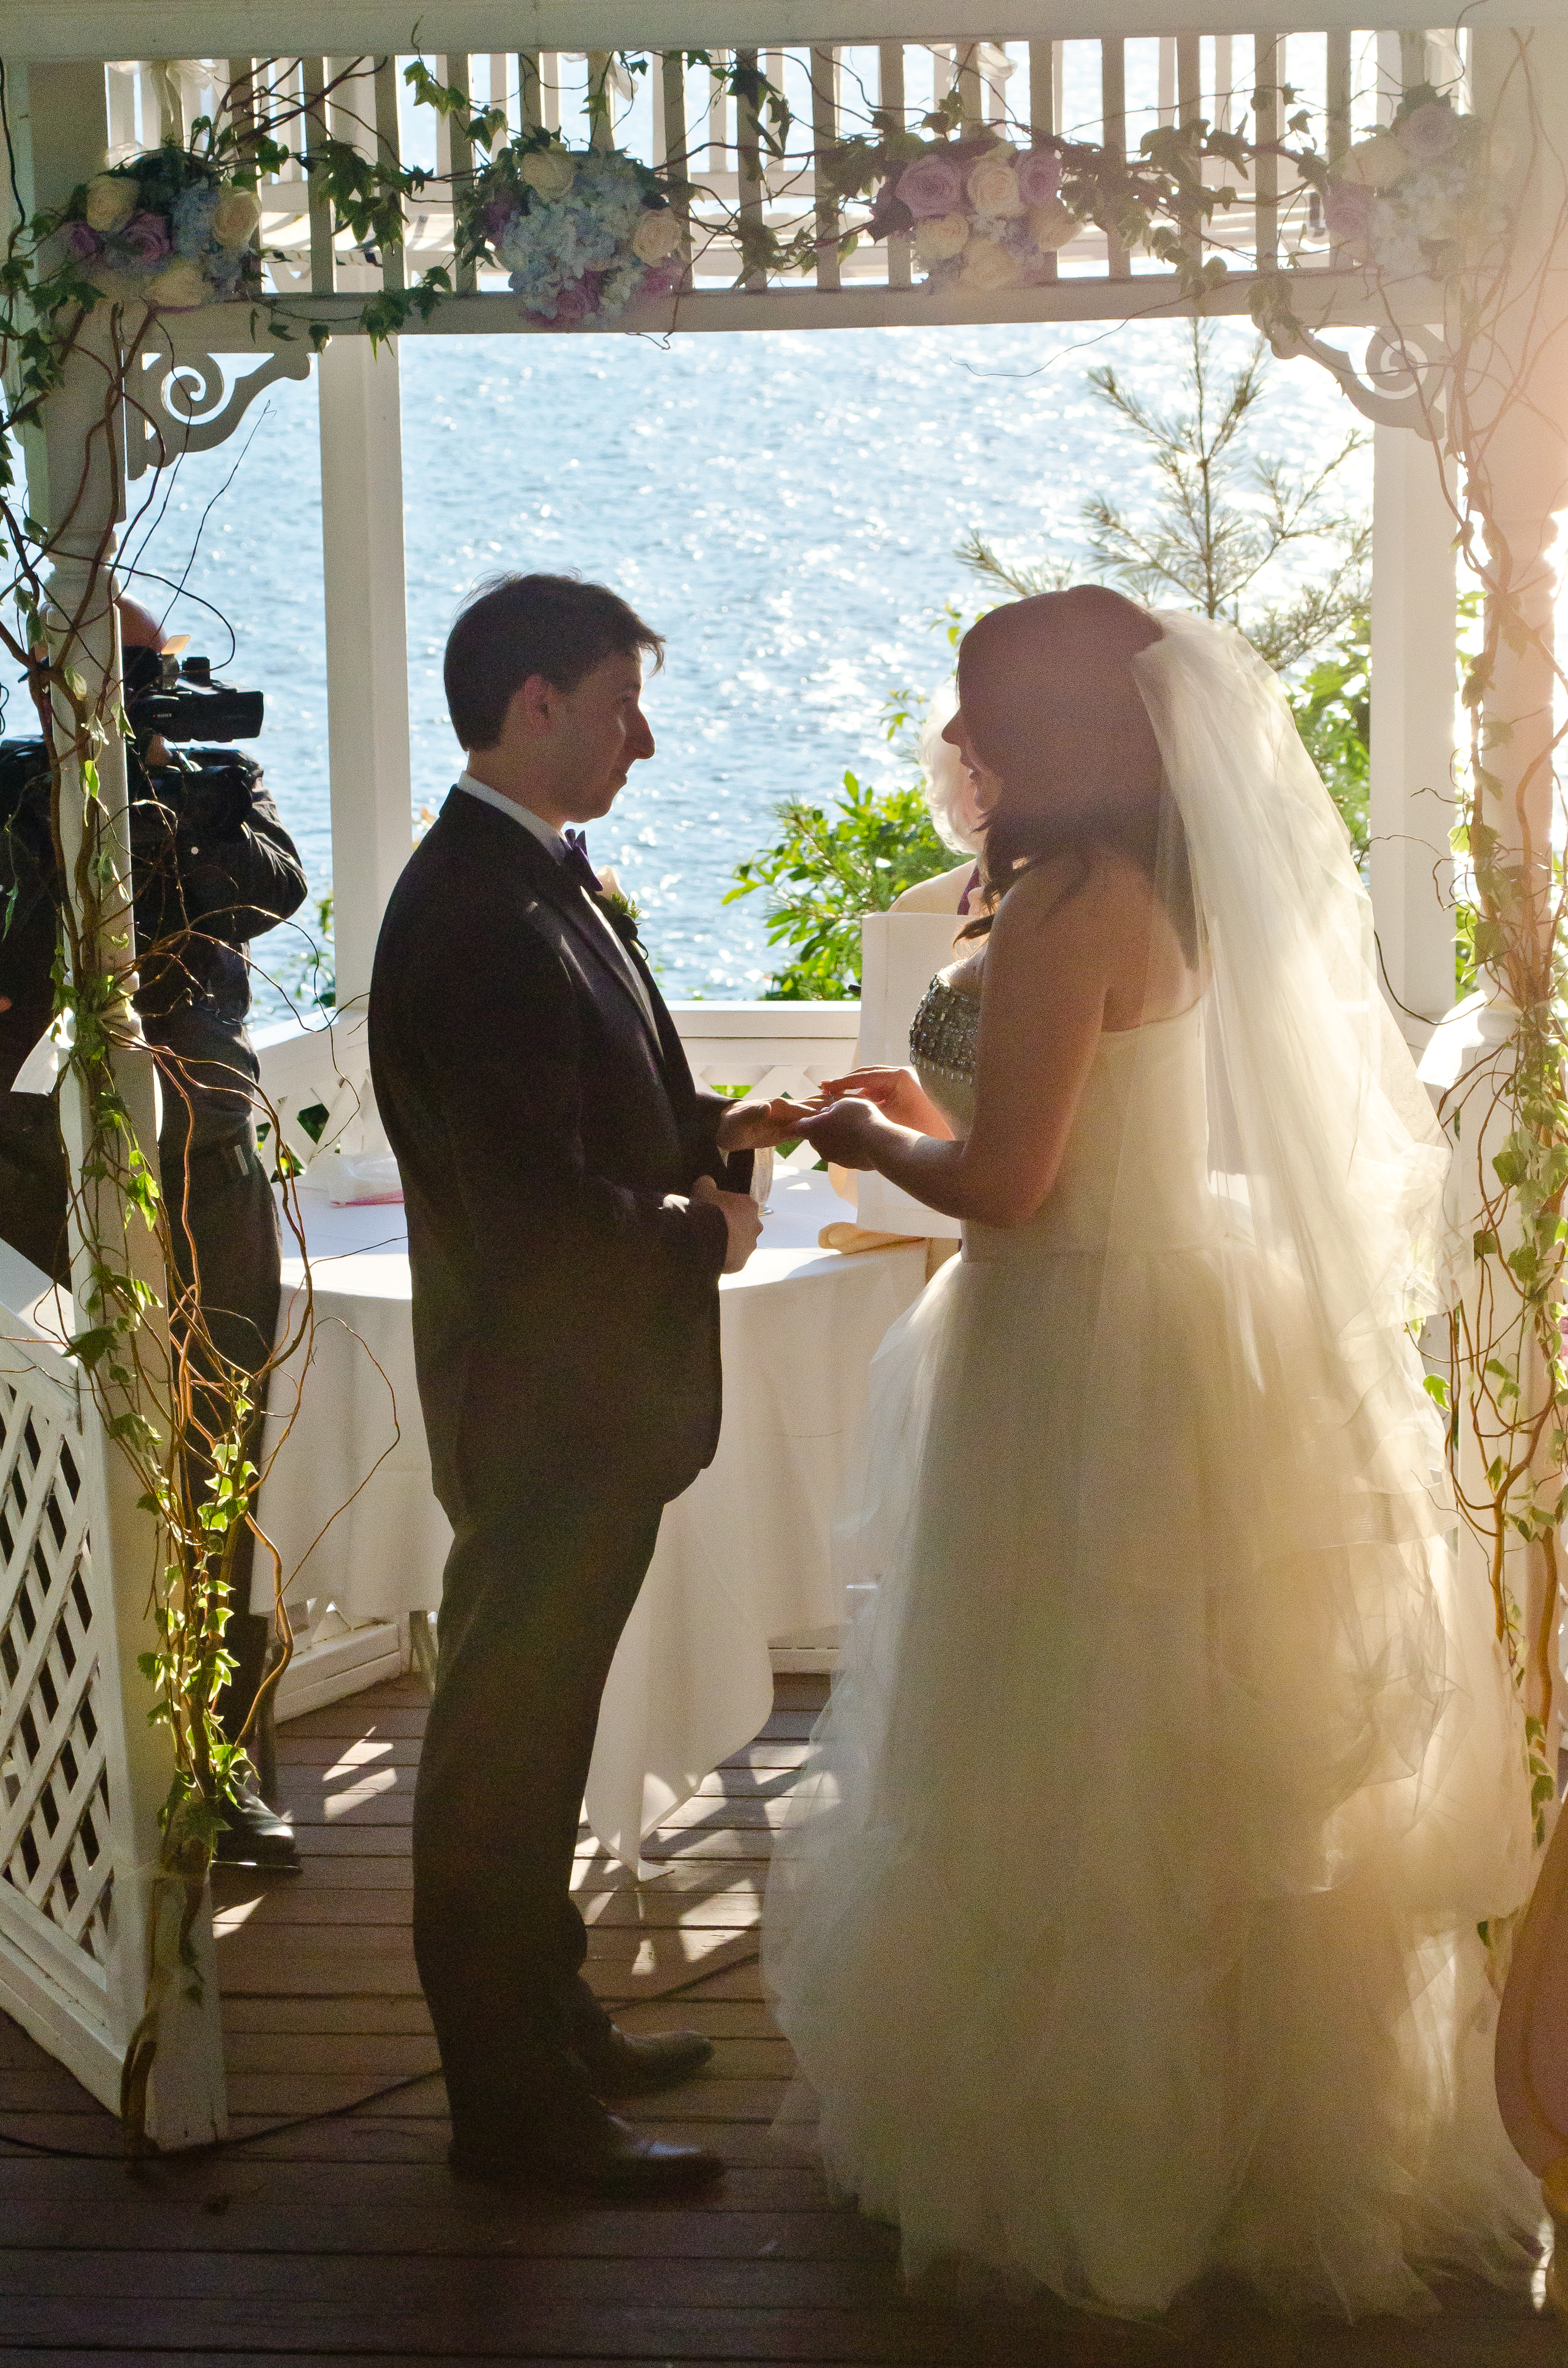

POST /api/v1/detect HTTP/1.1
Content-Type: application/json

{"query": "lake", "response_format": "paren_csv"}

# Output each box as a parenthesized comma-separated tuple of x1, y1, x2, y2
(43, 314, 1368, 1004)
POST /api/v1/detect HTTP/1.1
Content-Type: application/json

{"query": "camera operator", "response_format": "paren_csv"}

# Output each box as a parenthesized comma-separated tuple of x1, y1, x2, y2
(0, 598, 308, 1870)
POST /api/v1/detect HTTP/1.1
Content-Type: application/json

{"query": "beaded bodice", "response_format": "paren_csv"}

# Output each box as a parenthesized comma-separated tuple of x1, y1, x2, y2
(909, 973, 981, 1091)
(909, 967, 1220, 1260)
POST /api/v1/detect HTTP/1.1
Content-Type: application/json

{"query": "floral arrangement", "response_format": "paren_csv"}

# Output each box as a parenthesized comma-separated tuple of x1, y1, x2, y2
(866, 133, 1076, 292)
(459, 137, 686, 324)
(60, 142, 263, 313)
(1320, 89, 1506, 279)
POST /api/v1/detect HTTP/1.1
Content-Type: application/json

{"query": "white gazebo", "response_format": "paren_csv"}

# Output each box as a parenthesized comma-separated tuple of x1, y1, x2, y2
(0, 2, 1564, 2187)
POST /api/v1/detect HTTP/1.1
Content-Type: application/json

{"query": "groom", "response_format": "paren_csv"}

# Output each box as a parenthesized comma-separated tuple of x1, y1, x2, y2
(369, 573, 800, 2194)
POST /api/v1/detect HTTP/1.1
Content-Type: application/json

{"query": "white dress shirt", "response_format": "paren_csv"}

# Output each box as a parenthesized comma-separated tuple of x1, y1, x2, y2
(452, 771, 658, 1033)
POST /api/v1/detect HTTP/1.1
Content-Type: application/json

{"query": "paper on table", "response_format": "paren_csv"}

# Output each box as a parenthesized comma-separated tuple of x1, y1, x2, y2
(298, 1072, 404, 1206)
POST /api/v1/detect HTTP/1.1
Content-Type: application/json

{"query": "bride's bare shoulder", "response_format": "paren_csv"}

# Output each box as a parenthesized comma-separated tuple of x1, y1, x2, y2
(990, 848, 1145, 945)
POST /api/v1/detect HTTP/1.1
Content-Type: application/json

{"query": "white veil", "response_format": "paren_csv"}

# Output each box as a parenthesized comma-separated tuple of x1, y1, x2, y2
(1130, 610, 1450, 1344)
(1083, 607, 1514, 1878)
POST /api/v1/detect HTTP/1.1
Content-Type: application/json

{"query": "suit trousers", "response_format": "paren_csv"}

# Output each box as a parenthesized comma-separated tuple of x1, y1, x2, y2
(412, 1451, 664, 2139)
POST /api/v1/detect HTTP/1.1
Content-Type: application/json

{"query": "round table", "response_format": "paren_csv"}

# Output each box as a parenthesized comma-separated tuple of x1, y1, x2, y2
(256, 1168, 928, 1869)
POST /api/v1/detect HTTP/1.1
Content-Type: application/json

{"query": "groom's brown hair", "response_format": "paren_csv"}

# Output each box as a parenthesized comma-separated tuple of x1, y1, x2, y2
(445, 572, 664, 751)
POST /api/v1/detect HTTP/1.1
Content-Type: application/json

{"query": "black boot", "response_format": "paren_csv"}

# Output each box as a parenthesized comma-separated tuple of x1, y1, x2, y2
(212, 1612, 301, 1874)
(213, 1781, 302, 1872)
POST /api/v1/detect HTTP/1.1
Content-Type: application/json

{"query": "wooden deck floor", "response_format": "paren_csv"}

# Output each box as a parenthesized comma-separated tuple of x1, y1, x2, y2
(0, 1670, 1563, 2364)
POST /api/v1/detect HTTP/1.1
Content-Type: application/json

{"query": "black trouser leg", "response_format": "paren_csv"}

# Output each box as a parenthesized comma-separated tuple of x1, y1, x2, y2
(412, 1480, 663, 2141)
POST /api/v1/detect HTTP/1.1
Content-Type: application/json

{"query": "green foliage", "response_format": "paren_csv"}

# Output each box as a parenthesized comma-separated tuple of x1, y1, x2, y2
(726, 772, 951, 999)
(1284, 614, 1370, 864)
(962, 322, 1374, 860)
(963, 320, 1369, 676)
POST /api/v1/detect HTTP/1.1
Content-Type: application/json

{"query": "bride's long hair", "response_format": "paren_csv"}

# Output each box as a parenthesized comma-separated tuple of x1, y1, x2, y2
(957, 585, 1198, 958)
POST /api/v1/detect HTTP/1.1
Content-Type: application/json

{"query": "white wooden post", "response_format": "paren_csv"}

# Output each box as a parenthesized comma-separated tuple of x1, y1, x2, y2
(316, 330, 414, 1013)
(1422, 20, 1568, 1832)
(1368, 422, 1457, 1052)
(11, 61, 227, 2147)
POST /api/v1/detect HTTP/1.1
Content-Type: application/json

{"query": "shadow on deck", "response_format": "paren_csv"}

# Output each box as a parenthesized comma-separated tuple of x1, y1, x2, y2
(0, 1671, 1561, 2364)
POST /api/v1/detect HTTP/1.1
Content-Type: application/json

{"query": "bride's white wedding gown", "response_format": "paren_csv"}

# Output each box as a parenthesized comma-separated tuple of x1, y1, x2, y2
(765, 965, 1541, 2317)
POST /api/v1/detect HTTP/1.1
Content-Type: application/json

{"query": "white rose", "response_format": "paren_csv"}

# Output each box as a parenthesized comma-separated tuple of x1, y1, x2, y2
(631, 209, 682, 265)
(913, 211, 970, 265)
(1340, 133, 1408, 191)
(967, 156, 1025, 218)
(521, 146, 576, 202)
(84, 174, 137, 233)
(146, 259, 211, 312)
(959, 235, 1024, 291)
(212, 187, 261, 249)
(1027, 198, 1077, 252)
(1402, 174, 1458, 240)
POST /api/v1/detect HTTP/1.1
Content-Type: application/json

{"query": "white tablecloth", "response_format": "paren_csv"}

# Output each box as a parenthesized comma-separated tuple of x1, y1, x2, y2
(257, 1171, 927, 1867)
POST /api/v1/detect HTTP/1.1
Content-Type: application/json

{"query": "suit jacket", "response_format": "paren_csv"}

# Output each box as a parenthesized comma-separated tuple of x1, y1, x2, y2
(368, 788, 742, 1509)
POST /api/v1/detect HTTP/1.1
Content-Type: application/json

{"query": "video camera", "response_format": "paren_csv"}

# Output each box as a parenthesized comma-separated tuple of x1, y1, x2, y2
(0, 649, 266, 851)
(121, 645, 265, 747)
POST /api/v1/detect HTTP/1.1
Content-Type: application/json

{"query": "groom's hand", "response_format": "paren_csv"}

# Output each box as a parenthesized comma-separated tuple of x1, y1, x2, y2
(690, 1172, 763, 1273)
(715, 1095, 814, 1154)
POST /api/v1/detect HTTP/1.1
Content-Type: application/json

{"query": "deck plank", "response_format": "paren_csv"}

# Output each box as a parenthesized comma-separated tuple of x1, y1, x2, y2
(0, 1669, 1558, 2365)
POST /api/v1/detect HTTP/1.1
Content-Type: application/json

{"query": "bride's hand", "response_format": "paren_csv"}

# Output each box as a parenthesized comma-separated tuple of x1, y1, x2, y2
(715, 1094, 816, 1153)
(796, 1095, 888, 1171)
(814, 1065, 952, 1139)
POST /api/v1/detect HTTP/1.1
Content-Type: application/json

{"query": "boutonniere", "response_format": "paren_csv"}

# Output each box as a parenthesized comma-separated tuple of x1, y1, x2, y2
(595, 882, 647, 959)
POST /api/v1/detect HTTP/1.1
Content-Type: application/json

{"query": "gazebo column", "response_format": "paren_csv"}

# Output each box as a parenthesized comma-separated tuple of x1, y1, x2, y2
(1368, 423, 1457, 1053)
(317, 330, 414, 1017)
(1458, 24, 1568, 1787)
(15, 61, 227, 2145)
(1430, 20, 1568, 2261)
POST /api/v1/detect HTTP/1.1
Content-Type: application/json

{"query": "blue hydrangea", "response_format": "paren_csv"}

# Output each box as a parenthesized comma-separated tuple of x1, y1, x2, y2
(493, 151, 654, 322)
(172, 184, 220, 258)
(207, 247, 247, 299)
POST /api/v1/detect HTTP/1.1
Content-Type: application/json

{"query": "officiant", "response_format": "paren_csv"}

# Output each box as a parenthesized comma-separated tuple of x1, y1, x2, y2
(889, 677, 993, 918)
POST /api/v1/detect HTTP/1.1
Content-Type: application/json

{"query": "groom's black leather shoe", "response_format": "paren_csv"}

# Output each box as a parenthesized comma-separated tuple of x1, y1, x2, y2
(574, 2024, 714, 2098)
(449, 2101, 723, 2196)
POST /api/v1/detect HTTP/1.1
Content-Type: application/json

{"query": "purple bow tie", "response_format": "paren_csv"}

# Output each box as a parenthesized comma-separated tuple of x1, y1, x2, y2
(560, 827, 602, 897)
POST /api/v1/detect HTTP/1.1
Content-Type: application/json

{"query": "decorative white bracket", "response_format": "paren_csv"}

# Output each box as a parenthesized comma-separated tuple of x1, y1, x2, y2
(123, 341, 314, 480)
(1263, 316, 1449, 441)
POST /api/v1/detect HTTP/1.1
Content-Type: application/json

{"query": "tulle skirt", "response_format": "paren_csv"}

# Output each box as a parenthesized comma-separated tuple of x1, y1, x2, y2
(763, 1239, 1542, 2318)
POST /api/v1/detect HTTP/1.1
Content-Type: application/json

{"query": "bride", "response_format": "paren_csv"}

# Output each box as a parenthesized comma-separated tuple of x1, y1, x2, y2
(765, 586, 1540, 2317)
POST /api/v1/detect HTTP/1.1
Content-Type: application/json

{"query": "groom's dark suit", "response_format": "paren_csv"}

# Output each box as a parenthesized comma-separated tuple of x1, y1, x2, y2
(368, 784, 745, 2144)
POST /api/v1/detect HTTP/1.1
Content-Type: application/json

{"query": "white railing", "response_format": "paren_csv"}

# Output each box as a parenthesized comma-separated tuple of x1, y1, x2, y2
(108, 33, 1427, 348)
(252, 999, 862, 1149)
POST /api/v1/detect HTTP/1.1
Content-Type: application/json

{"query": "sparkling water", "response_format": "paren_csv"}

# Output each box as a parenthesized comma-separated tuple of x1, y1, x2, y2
(39, 316, 1368, 1004)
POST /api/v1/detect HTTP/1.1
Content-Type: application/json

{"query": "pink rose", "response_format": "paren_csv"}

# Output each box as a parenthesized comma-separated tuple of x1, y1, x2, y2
(1017, 149, 1062, 208)
(1397, 100, 1459, 161)
(480, 196, 515, 241)
(551, 277, 596, 323)
(121, 211, 171, 264)
(1323, 179, 1372, 242)
(896, 150, 966, 220)
(65, 220, 104, 260)
(639, 260, 684, 299)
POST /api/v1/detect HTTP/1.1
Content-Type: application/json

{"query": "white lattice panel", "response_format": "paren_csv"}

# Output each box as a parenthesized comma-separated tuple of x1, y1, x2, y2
(0, 1366, 114, 1999)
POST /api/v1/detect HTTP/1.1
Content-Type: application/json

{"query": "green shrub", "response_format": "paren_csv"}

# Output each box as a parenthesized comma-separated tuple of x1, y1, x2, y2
(726, 770, 951, 999)
(1283, 613, 1370, 865)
